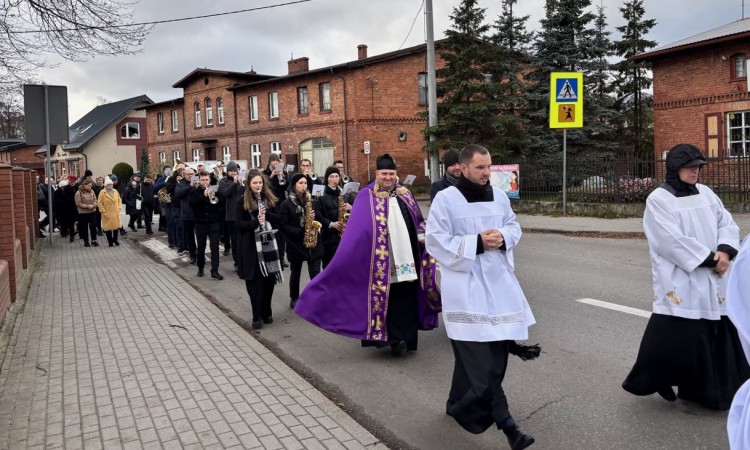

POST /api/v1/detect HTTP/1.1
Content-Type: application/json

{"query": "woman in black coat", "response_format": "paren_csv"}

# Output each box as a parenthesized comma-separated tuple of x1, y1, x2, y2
(278, 173, 323, 309)
(123, 176, 143, 231)
(314, 166, 352, 268)
(54, 179, 77, 241)
(235, 170, 282, 330)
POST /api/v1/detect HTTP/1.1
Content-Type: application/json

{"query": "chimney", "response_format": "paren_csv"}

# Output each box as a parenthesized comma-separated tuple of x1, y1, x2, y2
(357, 44, 368, 60)
(287, 57, 309, 74)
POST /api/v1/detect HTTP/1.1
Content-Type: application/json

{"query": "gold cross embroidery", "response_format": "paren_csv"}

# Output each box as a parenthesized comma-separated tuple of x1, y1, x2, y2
(375, 212, 387, 226)
(372, 280, 386, 294)
(375, 245, 389, 260)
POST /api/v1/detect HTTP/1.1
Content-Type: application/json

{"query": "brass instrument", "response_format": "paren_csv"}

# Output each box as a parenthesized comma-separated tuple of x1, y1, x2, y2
(341, 175, 350, 184)
(337, 192, 349, 237)
(208, 186, 219, 205)
(309, 172, 318, 181)
(158, 158, 184, 203)
(303, 193, 322, 249)
(275, 163, 286, 186)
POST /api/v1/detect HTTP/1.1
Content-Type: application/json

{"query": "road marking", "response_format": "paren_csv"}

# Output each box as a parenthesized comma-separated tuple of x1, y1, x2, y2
(576, 298, 651, 319)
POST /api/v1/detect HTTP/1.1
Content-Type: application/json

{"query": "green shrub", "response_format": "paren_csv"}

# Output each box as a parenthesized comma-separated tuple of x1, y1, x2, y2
(112, 162, 133, 182)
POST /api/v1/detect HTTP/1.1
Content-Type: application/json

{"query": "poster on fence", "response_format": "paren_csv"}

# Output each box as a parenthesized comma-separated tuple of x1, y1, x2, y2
(490, 164, 520, 199)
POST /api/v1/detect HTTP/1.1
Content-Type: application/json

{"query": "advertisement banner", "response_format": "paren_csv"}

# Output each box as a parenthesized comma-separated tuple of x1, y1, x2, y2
(490, 164, 520, 199)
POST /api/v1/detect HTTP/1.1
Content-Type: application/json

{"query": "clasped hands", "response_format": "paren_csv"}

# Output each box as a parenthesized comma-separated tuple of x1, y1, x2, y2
(713, 251, 730, 278)
(480, 229, 504, 251)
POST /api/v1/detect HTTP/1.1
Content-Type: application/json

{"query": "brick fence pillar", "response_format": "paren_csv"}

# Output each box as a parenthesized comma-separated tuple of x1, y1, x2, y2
(0, 164, 19, 300)
(26, 171, 38, 250)
(12, 169, 29, 270)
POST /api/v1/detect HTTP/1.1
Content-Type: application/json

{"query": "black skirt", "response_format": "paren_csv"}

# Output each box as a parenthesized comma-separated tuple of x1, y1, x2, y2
(622, 313, 750, 410)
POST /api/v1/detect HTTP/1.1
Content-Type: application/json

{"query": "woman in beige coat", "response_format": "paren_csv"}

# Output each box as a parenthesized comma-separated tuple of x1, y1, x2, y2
(98, 176, 122, 246)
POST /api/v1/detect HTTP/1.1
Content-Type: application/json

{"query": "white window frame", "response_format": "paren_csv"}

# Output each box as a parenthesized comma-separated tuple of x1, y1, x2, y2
(269, 92, 279, 119)
(172, 151, 180, 163)
(319, 82, 331, 111)
(248, 96, 259, 121)
(217, 98, 225, 124)
(159, 152, 167, 164)
(194, 102, 202, 128)
(120, 122, 140, 139)
(222, 146, 231, 162)
(171, 110, 179, 132)
(270, 141, 282, 155)
(205, 98, 213, 126)
(192, 148, 201, 162)
(727, 110, 750, 157)
(251, 143, 261, 168)
(157, 112, 164, 134)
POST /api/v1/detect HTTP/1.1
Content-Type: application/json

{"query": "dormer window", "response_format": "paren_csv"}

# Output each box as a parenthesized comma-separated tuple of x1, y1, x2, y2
(732, 53, 747, 80)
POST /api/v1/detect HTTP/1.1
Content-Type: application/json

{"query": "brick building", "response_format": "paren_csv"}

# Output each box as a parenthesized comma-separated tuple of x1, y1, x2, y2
(634, 18, 750, 160)
(143, 41, 444, 185)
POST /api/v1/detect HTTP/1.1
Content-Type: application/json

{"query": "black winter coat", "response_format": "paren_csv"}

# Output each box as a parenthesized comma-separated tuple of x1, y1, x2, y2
(53, 185, 77, 225)
(188, 186, 222, 223)
(278, 194, 323, 262)
(140, 182, 155, 207)
(123, 183, 142, 215)
(235, 195, 282, 281)
(218, 177, 244, 221)
(314, 186, 343, 247)
(166, 176, 180, 209)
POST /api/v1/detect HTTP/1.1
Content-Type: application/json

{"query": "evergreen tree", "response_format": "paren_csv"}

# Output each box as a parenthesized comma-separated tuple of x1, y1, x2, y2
(488, 0, 535, 155)
(139, 149, 151, 178)
(612, 0, 657, 154)
(423, 0, 510, 156)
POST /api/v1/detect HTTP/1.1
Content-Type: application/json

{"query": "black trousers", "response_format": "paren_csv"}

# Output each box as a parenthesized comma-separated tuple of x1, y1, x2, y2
(128, 211, 141, 229)
(447, 340, 512, 434)
(288, 258, 321, 300)
(77, 213, 98, 244)
(226, 221, 237, 261)
(104, 229, 120, 245)
(245, 275, 276, 322)
(141, 204, 153, 233)
(183, 220, 196, 259)
(195, 222, 221, 272)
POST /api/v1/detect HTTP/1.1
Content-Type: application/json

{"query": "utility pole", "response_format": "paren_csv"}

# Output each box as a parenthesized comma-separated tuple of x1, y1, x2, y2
(425, 0, 440, 182)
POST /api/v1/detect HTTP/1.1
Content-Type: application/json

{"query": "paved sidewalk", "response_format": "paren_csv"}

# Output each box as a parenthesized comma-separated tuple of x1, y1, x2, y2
(0, 239, 384, 449)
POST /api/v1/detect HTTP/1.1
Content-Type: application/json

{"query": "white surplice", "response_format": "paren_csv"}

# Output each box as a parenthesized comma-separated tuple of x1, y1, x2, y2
(425, 186, 535, 342)
(643, 184, 739, 320)
(728, 236, 750, 449)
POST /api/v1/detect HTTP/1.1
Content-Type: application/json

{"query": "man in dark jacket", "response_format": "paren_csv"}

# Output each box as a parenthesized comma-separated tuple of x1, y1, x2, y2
(429, 148, 461, 202)
(175, 170, 197, 263)
(140, 174, 155, 234)
(36, 176, 49, 237)
(218, 161, 244, 265)
(189, 170, 223, 280)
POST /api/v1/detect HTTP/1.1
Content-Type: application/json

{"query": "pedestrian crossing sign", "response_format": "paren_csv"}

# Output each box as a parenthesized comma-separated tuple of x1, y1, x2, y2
(550, 72, 583, 128)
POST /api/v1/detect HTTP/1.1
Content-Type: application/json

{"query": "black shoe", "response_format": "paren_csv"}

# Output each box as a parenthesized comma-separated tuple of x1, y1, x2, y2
(282, 262, 289, 269)
(129, 226, 137, 232)
(91, 241, 99, 247)
(210, 272, 223, 280)
(290, 298, 297, 309)
(506, 430, 535, 450)
(84, 242, 91, 247)
(120, 229, 127, 236)
(146, 231, 153, 235)
(197, 269, 204, 277)
(109, 243, 114, 247)
(114, 241, 120, 246)
(251, 320, 263, 330)
(97, 231, 104, 237)
(657, 387, 677, 402)
(262, 317, 273, 324)
(168, 244, 175, 249)
(177, 248, 186, 254)
(189, 258, 196, 265)
(391, 341, 407, 356)
(223, 249, 231, 256)
(69, 236, 75, 242)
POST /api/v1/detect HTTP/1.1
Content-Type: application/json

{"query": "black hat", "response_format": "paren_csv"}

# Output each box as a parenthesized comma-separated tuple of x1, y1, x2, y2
(324, 166, 340, 183)
(666, 143, 706, 173)
(376, 153, 397, 170)
(290, 173, 306, 187)
(84, 169, 93, 178)
(226, 161, 239, 172)
(442, 148, 460, 170)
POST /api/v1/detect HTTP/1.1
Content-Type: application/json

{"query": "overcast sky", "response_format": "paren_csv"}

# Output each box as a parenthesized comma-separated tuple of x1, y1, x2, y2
(35, 0, 748, 122)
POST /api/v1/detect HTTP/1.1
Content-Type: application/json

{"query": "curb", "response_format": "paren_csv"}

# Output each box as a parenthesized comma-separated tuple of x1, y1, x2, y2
(524, 228, 646, 239)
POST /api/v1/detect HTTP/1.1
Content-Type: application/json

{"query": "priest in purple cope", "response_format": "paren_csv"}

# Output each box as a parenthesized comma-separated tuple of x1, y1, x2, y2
(294, 153, 441, 355)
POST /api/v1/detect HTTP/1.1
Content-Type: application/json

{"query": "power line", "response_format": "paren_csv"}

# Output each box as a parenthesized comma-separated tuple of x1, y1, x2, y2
(8, 0, 312, 34)
(399, 0, 425, 50)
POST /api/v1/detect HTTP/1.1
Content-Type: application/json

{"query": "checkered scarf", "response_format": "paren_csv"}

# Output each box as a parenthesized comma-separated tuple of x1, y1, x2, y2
(255, 198, 284, 283)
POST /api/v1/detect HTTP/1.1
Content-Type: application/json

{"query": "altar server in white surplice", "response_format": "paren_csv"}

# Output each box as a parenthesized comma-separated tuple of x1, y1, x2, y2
(426, 144, 536, 450)
(623, 143, 749, 411)
(728, 236, 750, 449)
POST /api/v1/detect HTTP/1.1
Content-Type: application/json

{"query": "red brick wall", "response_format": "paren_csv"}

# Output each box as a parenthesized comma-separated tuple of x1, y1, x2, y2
(652, 41, 750, 158)
(0, 260, 9, 325)
(145, 105, 186, 169)
(183, 75, 241, 162)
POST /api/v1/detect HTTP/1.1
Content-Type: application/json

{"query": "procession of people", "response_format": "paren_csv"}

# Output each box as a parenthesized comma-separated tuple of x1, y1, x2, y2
(35, 143, 750, 450)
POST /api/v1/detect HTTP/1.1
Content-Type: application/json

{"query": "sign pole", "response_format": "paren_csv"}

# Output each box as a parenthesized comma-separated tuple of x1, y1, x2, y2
(44, 86, 54, 245)
(562, 129, 567, 216)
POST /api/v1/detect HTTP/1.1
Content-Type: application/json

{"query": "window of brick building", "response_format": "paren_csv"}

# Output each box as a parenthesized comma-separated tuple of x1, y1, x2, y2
(194, 102, 202, 128)
(172, 151, 180, 163)
(319, 82, 331, 111)
(269, 92, 279, 119)
(418, 72, 428, 106)
(297, 87, 309, 115)
(120, 122, 140, 139)
(732, 54, 747, 80)
(727, 111, 750, 157)
(157, 112, 164, 134)
(205, 98, 213, 126)
(251, 143, 261, 168)
(222, 146, 231, 162)
(248, 96, 259, 121)
(270, 141, 281, 155)
(217, 98, 225, 124)
(171, 110, 179, 132)
(192, 148, 201, 162)
(159, 152, 166, 164)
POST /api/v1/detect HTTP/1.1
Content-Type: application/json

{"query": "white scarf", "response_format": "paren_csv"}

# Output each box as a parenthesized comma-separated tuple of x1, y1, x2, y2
(388, 196, 417, 283)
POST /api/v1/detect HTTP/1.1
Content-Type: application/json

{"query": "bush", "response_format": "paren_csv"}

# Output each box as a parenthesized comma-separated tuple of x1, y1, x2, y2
(112, 162, 134, 182)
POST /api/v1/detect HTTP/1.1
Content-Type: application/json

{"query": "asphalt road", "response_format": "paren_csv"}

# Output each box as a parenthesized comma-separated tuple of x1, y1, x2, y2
(155, 233, 731, 450)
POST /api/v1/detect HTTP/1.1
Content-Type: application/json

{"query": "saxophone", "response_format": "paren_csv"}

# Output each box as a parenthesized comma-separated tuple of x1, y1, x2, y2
(303, 193, 322, 249)
(337, 191, 349, 237)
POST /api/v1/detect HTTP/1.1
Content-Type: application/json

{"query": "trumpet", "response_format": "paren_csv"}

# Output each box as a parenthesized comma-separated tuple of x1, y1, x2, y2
(341, 175, 350, 184)
(309, 172, 318, 181)
(208, 187, 219, 205)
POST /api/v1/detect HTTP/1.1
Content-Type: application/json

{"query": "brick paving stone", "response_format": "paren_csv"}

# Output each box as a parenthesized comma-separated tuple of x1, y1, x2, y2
(0, 239, 383, 449)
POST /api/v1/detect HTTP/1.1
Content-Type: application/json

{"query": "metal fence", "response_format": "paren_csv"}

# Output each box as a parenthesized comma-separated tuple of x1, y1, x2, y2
(493, 153, 750, 204)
